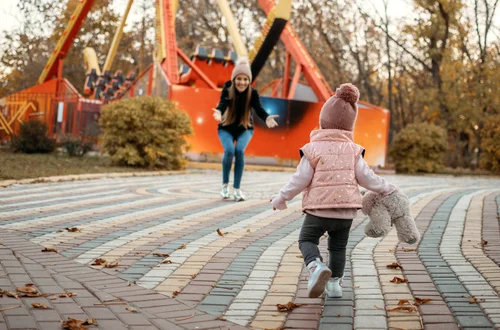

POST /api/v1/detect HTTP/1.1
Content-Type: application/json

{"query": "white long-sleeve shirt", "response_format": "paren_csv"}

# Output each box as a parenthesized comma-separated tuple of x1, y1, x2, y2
(271, 156, 397, 219)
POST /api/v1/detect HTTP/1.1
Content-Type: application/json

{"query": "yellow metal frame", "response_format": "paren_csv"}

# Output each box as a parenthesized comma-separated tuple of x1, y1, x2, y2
(216, 0, 248, 58)
(103, 0, 135, 72)
(0, 101, 37, 134)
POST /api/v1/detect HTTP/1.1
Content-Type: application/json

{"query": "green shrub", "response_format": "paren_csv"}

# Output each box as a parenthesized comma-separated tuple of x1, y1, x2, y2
(389, 123, 447, 174)
(99, 97, 193, 169)
(10, 120, 56, 154)
(480, 115, 500, 173)
(60, 134, 93, 157)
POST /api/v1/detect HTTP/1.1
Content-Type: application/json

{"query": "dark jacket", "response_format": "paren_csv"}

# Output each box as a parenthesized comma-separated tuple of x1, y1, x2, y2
(215, 81, 269, 138)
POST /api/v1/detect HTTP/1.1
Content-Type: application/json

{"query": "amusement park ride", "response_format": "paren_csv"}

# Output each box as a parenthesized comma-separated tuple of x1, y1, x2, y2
(1, 0, 390, 166)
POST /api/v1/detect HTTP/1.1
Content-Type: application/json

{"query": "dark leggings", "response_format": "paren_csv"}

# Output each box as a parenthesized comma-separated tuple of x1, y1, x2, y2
(298, 213, 353, 278)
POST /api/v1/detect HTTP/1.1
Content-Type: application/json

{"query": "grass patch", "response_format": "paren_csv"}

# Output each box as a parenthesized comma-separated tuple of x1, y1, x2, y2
(0, 149, 150, 181)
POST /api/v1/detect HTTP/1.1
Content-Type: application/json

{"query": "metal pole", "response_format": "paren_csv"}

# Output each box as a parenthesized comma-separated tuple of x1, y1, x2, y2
(103, 0, 134, 72)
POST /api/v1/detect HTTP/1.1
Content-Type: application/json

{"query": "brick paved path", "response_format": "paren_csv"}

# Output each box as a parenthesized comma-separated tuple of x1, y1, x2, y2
(0, 170, 499, 330)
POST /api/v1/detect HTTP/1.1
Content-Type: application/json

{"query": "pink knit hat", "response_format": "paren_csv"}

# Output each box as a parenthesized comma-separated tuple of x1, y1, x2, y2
(231, 57, 252, 81)
(319, 83, 360, 131)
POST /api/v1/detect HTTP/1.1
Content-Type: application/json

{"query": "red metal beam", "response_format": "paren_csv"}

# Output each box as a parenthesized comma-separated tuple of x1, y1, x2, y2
(288, 64, 301, 99)
(39, 0, 96, 84)
(177, 48, 218, 90)
(282, 52, 291, 98)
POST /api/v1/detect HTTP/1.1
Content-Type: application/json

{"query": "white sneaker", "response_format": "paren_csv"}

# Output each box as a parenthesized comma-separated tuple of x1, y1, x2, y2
(325, 277, 343, 298)
(220, 184, 230, 199)
(233, 188, 245, 201)
(306, 258, 332, 298)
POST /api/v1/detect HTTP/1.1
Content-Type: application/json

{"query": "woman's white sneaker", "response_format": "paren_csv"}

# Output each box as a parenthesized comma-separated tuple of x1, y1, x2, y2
(233, 188, 245, 201)
(306, 258, 332, 298)
(325, 277, 343, 298)
(220, 184, 230, 199)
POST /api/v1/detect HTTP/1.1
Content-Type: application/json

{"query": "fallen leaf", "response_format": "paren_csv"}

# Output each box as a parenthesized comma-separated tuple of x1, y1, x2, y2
(337, 314, 341, 317)
(59, 292, 77, 298)
(25, 283, 35, 287)
(161, 260, 172, 264)
(17, 286, 38, 294)
(397, 299, 410, 305)
(126, 307, 138, 313)
(216, 316, 226, 321)
(469, 297, 485, 304)
(389, 305, 417, 312)
(56, 229, 64, 233)
(104, 262, 119, 268)
(175, 313, 195, 321)
(41, 247, 58, 253)
(276, 301, 303, 312)
(352, 285, 360, 288)
(414, 297, 432, 306)
(172, 291, 180, 297)
(191, 274, 198, 279)
(61, 317, 88, 329)
(403, 248, 417, 252)
(386, 262, 403, 269)
(0, 289, 19, 299)
(83, 318, 97, 326)
(216, 228, 224, 236)
(178, 244, 186, 250)
(66, 227, 81, 232)
(50, 297, 57, 300)
(296, 255, 303, 258)
(91, 258, 107, 266)
(32, 303, 49, 309)
(481, 240, 488, 247)
(246, 229, 251, 232)
(390, 277, 409, 284)
(153, 253, 169, 257)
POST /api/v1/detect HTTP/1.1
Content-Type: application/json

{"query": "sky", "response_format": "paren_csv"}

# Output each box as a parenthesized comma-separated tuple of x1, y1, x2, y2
(0, 0, 420, 35)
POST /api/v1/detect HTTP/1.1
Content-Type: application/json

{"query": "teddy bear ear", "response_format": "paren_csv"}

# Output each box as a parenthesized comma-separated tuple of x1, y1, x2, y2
(361, 191, 378, 214)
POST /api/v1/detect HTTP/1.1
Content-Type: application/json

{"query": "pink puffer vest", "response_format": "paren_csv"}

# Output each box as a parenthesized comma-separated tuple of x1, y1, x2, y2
(300, 129, 364, 212)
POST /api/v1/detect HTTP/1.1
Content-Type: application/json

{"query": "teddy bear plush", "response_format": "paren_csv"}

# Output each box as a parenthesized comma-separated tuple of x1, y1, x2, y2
(361, 190, 420, 244)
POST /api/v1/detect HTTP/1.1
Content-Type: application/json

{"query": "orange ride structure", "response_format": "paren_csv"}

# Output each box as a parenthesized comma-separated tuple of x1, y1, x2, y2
(1, 0, 390, 167)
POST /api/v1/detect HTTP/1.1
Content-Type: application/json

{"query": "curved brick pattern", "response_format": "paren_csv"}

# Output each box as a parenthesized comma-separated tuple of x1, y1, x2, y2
(441, 191, 499, 327)
(1, 171, 500, 330)
(482, 194, 500, 267)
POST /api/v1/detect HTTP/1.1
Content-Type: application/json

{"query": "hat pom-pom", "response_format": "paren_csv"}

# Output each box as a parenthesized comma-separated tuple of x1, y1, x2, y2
(235, 57, 250, 66)
(336, 83, 359, 106)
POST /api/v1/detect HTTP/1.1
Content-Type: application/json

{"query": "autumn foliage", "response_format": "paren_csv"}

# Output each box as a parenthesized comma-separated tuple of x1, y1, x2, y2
(99, 97, 192, 170)
(389, 123, 448, 174)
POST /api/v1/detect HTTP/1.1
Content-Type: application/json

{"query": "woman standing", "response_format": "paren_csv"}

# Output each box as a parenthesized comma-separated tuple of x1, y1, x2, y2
(212, 58, 278, 201)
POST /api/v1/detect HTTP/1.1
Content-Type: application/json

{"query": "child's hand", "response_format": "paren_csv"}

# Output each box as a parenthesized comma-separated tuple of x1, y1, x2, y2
(212, 108, 222, 122)
(270, 194, 287, 210)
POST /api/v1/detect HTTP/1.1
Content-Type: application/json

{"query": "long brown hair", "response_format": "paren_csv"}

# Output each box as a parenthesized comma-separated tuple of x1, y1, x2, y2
(221, 80, 252, 128)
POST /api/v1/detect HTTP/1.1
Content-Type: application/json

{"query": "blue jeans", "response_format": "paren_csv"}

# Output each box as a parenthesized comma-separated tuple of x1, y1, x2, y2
(217, 129, 253, 189)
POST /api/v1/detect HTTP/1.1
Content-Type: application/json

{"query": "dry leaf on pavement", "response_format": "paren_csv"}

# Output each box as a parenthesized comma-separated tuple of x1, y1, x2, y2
(0, 289, 19, 299)
(104, 262, 119, 268)
(389, 277, 408, 284)
(126, 307, 138, 313)
(386, 262, 403, 269)
(414, 297, 432, 305)
(16, 286, 38, 294)
(91, 258, 107, 266)
(61, 317, 87, 330)
(41, 247, 58, 253)
(469, 297, 486, 304)
(276, 302, 303, 312)
(216, 228, 224, 236)
(178, 244, 186, 250)
(153, 253, 169, 257)
(161, 260, 172, 264)
(389, 305, 417, 312)
(32, 303, 49, 309)
(59, 292, 77, 298)
(66, 227, 81, 232)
